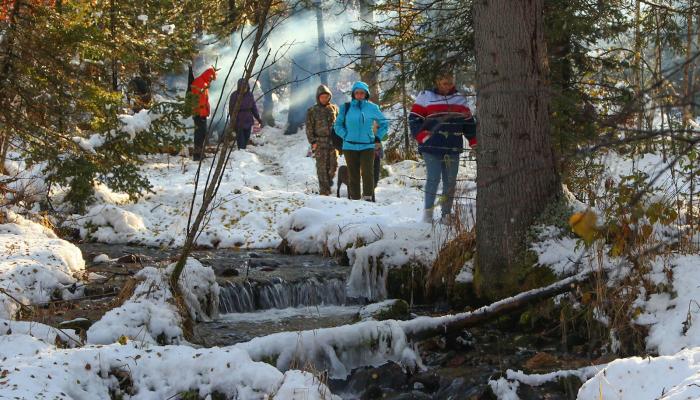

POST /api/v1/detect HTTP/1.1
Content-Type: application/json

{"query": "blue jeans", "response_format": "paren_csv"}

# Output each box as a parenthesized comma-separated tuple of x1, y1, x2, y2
(423, 152, 460, 215)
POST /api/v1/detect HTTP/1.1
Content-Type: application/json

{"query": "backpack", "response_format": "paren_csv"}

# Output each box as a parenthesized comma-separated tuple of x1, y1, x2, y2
(331, 102, 350, 151)
(184, 65, 197, 117)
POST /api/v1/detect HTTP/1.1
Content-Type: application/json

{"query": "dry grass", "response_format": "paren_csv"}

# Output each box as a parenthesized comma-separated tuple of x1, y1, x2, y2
(112, 276, 143, 308)
(425, 229, 475, 300)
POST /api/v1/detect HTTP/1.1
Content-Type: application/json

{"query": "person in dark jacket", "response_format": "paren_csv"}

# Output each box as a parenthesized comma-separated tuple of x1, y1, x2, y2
(334, 81, 388, 201)
(409, 71, 476, 224)
(229, 78, 263, 150)
(306, 84, 339, 195)
(190, 67, 217, 161)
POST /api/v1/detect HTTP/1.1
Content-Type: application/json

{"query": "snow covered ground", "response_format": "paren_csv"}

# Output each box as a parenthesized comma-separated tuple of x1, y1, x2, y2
(7, 107, 700, 398)
(0, 211, 85, 319)
(67, 125, 475, 301)
(490, 150, 700, 399)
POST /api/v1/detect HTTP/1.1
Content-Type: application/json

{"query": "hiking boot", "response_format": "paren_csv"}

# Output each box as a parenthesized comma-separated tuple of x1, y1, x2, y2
(422, 209, 434, 223)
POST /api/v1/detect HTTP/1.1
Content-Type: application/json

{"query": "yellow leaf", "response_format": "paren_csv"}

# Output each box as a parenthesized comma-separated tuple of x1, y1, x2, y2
(118, 335, 128, 345)
(569, 210, 598, 244)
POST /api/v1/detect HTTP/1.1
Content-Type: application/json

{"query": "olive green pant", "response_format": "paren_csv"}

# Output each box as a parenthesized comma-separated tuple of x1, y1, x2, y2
(344, 149, 375, 200)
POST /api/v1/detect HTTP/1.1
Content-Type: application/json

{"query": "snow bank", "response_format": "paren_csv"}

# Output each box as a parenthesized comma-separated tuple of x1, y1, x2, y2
(238, 319, 423, 379)
(1, 154, 48, 205)
(87, 258, 218, 345)
(0, 319, 80, 348)
(578, 348, 700, 399)
(275, 371, 341, 400)
(636, 255, 700, 355)
(488, 378, 520, 400)
(0, 337, 334, 399)
(0, 212, 84, 319)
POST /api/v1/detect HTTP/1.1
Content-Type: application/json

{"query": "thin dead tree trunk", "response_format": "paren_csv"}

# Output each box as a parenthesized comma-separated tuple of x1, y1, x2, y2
(398, 0, 411, 158)
(633, 0, 644, 143)
(683, 1, 694, 127)
(170, 0, 274, 290)
(110, 0, 118, 92)
(403, 272, 590, 341)
(655, 10, 667, 162)
(473, 0, 560, 300)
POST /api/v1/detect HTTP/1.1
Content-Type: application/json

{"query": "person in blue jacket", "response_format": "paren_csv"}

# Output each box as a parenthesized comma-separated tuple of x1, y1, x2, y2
(334, 81, 389, 201)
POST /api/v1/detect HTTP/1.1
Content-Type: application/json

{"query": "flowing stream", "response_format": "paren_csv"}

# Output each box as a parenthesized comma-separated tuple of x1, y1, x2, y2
(76, 243, 595, 399)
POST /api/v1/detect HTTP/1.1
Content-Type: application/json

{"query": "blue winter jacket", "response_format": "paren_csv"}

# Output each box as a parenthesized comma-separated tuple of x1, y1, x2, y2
(334, 81, 389, 151)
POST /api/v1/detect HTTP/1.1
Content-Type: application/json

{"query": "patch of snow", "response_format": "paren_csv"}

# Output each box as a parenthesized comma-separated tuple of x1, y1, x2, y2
(636, 255, 700, 355)
(488, 377, 520, 400)
(273, 370, 341, 400)
(93, 254, 110, 263)
(506, 364, 606, 387)
(0, 213, 84, 319)
(72, 133, 106, 154)
(87, 258, 218, 345)
(455, 260, 474, 283)
(578, 348, 700, 400)
(359, 299, 403, 321)
(220, 305, 360, 323)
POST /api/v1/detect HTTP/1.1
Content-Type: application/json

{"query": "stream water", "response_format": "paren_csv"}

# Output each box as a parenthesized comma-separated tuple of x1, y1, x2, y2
(76, 243, 597, 399)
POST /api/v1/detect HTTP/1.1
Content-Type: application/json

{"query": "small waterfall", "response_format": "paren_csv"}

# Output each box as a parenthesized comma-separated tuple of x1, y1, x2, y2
(218, 277, 347, 314)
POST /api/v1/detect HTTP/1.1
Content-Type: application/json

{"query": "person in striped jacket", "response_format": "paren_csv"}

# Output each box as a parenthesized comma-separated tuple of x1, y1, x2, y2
(409, 71, 476, 224)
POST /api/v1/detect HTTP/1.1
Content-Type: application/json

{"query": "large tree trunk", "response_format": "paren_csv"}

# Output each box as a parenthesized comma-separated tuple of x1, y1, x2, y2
(473, 0, 560, 300)
(358, 0, 379, 103)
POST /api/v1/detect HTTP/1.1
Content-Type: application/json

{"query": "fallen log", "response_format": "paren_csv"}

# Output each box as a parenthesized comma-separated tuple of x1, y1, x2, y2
(235, 271, 593, 378)
(401, 271, 592, 341)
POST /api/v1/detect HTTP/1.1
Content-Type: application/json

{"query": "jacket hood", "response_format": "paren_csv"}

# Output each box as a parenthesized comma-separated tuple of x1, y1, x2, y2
(316, 84, 332, 104)
(201, 67, 217, 82)
(237, 78, 251, 92)
(351, 81, 370, 100)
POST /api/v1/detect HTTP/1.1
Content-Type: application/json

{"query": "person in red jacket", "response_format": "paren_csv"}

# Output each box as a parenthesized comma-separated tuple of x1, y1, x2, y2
(190, 67, 217, 161)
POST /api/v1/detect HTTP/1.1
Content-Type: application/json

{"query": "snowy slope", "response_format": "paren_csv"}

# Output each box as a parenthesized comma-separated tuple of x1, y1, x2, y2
(0, 212, 85, 319)
(68, 126, 474, 251)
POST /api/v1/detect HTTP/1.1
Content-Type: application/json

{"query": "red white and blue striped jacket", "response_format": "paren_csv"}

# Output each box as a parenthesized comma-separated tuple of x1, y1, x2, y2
(409, 87, 476, 155)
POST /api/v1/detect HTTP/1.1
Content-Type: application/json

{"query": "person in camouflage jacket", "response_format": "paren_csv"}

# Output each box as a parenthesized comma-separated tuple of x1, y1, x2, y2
(306, 85, 339, 196)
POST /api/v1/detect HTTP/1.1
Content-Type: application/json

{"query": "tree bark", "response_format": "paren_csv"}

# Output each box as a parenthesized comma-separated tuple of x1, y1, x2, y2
(473, 0, 560, 300)
(110, 0, 118, 92)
